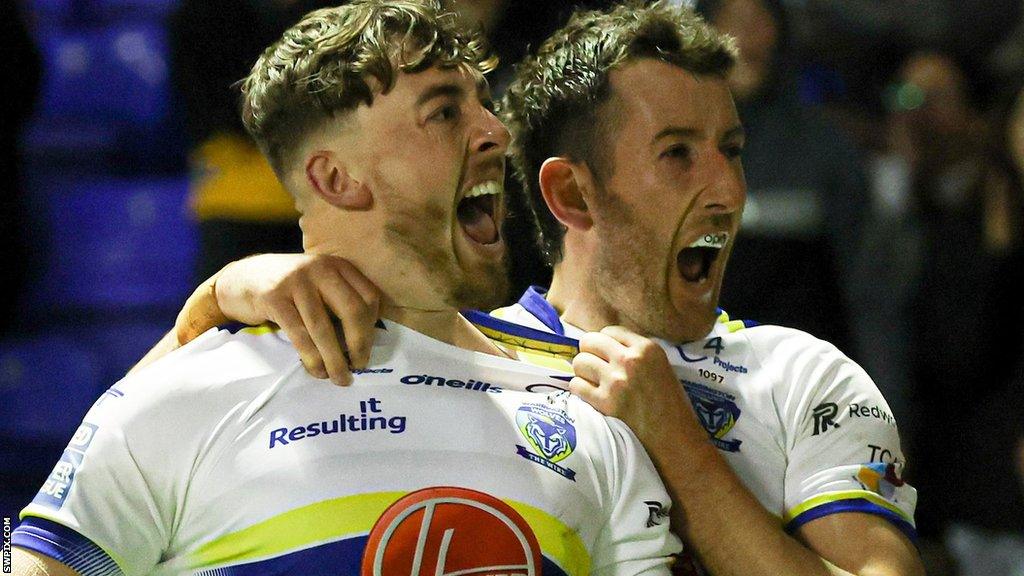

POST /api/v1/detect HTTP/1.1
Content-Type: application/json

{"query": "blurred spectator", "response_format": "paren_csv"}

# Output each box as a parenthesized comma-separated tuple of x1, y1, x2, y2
(696, 0, 871, 355)
(169, 0, 336, 282)
(1, 2, 42, 334)
(873, 51, 1024, 573)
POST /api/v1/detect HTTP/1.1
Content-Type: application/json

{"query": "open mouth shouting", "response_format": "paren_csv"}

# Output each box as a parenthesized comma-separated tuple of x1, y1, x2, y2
(456, 180, 503, 247)
(676, 231, 729, 284)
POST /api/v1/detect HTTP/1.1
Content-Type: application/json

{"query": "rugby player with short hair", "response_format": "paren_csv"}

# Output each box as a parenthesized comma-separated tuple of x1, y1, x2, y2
(157, 2, 926, 575)
(11, 2, 681, 574)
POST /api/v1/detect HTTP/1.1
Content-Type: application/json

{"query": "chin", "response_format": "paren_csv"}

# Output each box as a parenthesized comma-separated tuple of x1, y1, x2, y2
(448, 260, 509, 311)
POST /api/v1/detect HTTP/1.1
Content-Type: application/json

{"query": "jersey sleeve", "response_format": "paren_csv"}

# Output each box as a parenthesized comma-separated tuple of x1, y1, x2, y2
(13, 392, 169, 575)
(13, 328, 240, 575)
(580, 404, 681, 576)
(772, 333, 918, 541)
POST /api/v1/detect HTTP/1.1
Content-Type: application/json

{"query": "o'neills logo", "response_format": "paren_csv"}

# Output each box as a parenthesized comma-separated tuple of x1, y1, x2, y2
(400, 374, 503, 394)
(361, 487, 542, 576)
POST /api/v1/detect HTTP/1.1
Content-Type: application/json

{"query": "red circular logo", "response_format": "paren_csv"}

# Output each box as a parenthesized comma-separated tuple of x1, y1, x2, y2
(361, 486, 543, 576)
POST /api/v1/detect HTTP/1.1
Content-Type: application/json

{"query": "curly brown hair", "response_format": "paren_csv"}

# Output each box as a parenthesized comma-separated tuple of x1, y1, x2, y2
(241, 0, 496, 181)
(501, 1, 737, 266)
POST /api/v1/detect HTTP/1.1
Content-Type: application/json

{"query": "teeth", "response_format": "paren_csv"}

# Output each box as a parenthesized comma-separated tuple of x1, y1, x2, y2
(689, 232, 729, 249)
(464, 181, 502, 199)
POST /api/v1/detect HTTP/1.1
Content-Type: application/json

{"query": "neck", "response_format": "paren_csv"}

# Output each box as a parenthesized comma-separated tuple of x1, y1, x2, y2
(381, 304, 511, 358)
(302, 232, 509, 359)
(544, 242, 621, 333)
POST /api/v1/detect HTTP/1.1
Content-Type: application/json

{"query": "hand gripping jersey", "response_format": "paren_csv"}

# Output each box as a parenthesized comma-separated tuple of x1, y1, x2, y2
(474, 286, 918, 542)
(14, 320, 680, 576)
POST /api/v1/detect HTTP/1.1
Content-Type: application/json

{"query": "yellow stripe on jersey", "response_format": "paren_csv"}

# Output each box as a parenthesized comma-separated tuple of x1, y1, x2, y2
(188, 492, 591, 574)
(722, 320, 748, 333)
(240, 324, 280, 336)
(473, 322, 578, 365)
(189, 492, 404, 568)
(782, 490, 914, 526)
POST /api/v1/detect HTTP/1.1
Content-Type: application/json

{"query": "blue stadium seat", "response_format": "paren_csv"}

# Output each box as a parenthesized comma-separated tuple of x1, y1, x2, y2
(35, 22, 170, 128)
(0, 335, 104, 446)
(24, 20, 186, 171)
(22, 176, 198, 314)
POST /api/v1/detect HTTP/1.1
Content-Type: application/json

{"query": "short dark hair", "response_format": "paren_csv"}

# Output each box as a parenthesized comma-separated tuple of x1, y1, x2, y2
(501, 1, 737, 265)
(241, 0, 495, 181)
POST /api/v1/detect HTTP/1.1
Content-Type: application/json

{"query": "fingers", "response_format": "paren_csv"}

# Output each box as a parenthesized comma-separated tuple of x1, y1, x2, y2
(577, 331, 624, 361)
(597, 325, 648, 347)
(293, 283, 351, 386)
(571, 350, 606, 385)
(272, 300, 332, 381)
(333, 259, 381, 313)
(213, 253, 385, 386)
(319, 262, 379, 372)
(568, 375, 603, 409)
(570, 352, 615, 415)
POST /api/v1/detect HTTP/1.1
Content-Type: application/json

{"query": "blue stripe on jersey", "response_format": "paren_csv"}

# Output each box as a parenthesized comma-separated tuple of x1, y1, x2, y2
(12, 517, 122, 576)
(194, 534, 570, 576)
(461, 309, 580, 349)
(784, 498, 919, 545)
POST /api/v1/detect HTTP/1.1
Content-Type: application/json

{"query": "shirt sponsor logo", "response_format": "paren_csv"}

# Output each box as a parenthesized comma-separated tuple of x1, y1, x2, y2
(269, 397, 406, 449)
(400, 374, 503, 394)
(682, 381, 743, 452)
(712, 356, 748, 373)
(645, 500, 670, 528)
(515, 404, 577, 481)
(352, 367, 394, 374)
(361, 486, 541, 576)
(34, 423, 98, 510)
(854, 462, 906, 500)
(848, 403, 897, 429)
(811, 403, 840, 436)
(868, 444, 902, 464)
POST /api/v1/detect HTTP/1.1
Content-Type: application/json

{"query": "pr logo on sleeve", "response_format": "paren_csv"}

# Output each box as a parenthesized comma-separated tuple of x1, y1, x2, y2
(34, 422, 98, 510)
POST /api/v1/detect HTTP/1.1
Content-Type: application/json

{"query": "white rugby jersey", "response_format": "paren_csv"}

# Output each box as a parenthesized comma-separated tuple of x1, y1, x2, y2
(473, 286, 918, 541)
(14, 320, 680, 576)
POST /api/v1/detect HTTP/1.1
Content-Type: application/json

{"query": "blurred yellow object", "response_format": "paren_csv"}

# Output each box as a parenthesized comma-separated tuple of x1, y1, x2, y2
(190, 132, 299, 222)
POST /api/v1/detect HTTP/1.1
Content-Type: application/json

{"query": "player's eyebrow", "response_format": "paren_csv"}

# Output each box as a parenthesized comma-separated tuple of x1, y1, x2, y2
(652, 126, 701, 144)
(415, 82, 466, 107)
(722, 125, 746, 141)
(652, 125, 746, 143)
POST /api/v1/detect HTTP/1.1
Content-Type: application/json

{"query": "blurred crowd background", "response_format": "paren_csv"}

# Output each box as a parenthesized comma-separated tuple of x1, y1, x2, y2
(1, 0, 1022, 573)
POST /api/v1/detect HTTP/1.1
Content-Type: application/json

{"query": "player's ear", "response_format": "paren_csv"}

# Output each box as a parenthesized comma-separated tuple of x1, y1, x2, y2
(305, 151, 373, 210)
(539, 157, 592, 231)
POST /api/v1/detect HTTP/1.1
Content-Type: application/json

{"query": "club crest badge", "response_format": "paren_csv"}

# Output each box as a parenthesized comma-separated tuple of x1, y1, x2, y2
(515, 404, 577, 481)
(682, 381, 743, 452)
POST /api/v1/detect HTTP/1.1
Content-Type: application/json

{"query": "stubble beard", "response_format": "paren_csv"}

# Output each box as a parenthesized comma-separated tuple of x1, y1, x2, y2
(384, 217, 509, 313)
(449, 254, 509, 311)
(590, 193, 681, 341)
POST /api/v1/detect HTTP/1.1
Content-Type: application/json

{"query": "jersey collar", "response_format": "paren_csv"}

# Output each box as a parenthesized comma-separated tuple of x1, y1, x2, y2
(518, 285, 566, 336)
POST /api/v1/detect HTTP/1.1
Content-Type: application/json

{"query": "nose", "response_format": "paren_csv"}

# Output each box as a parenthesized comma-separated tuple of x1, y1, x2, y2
(702, 151, 746, 215)
(470, 106, 510, 157)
